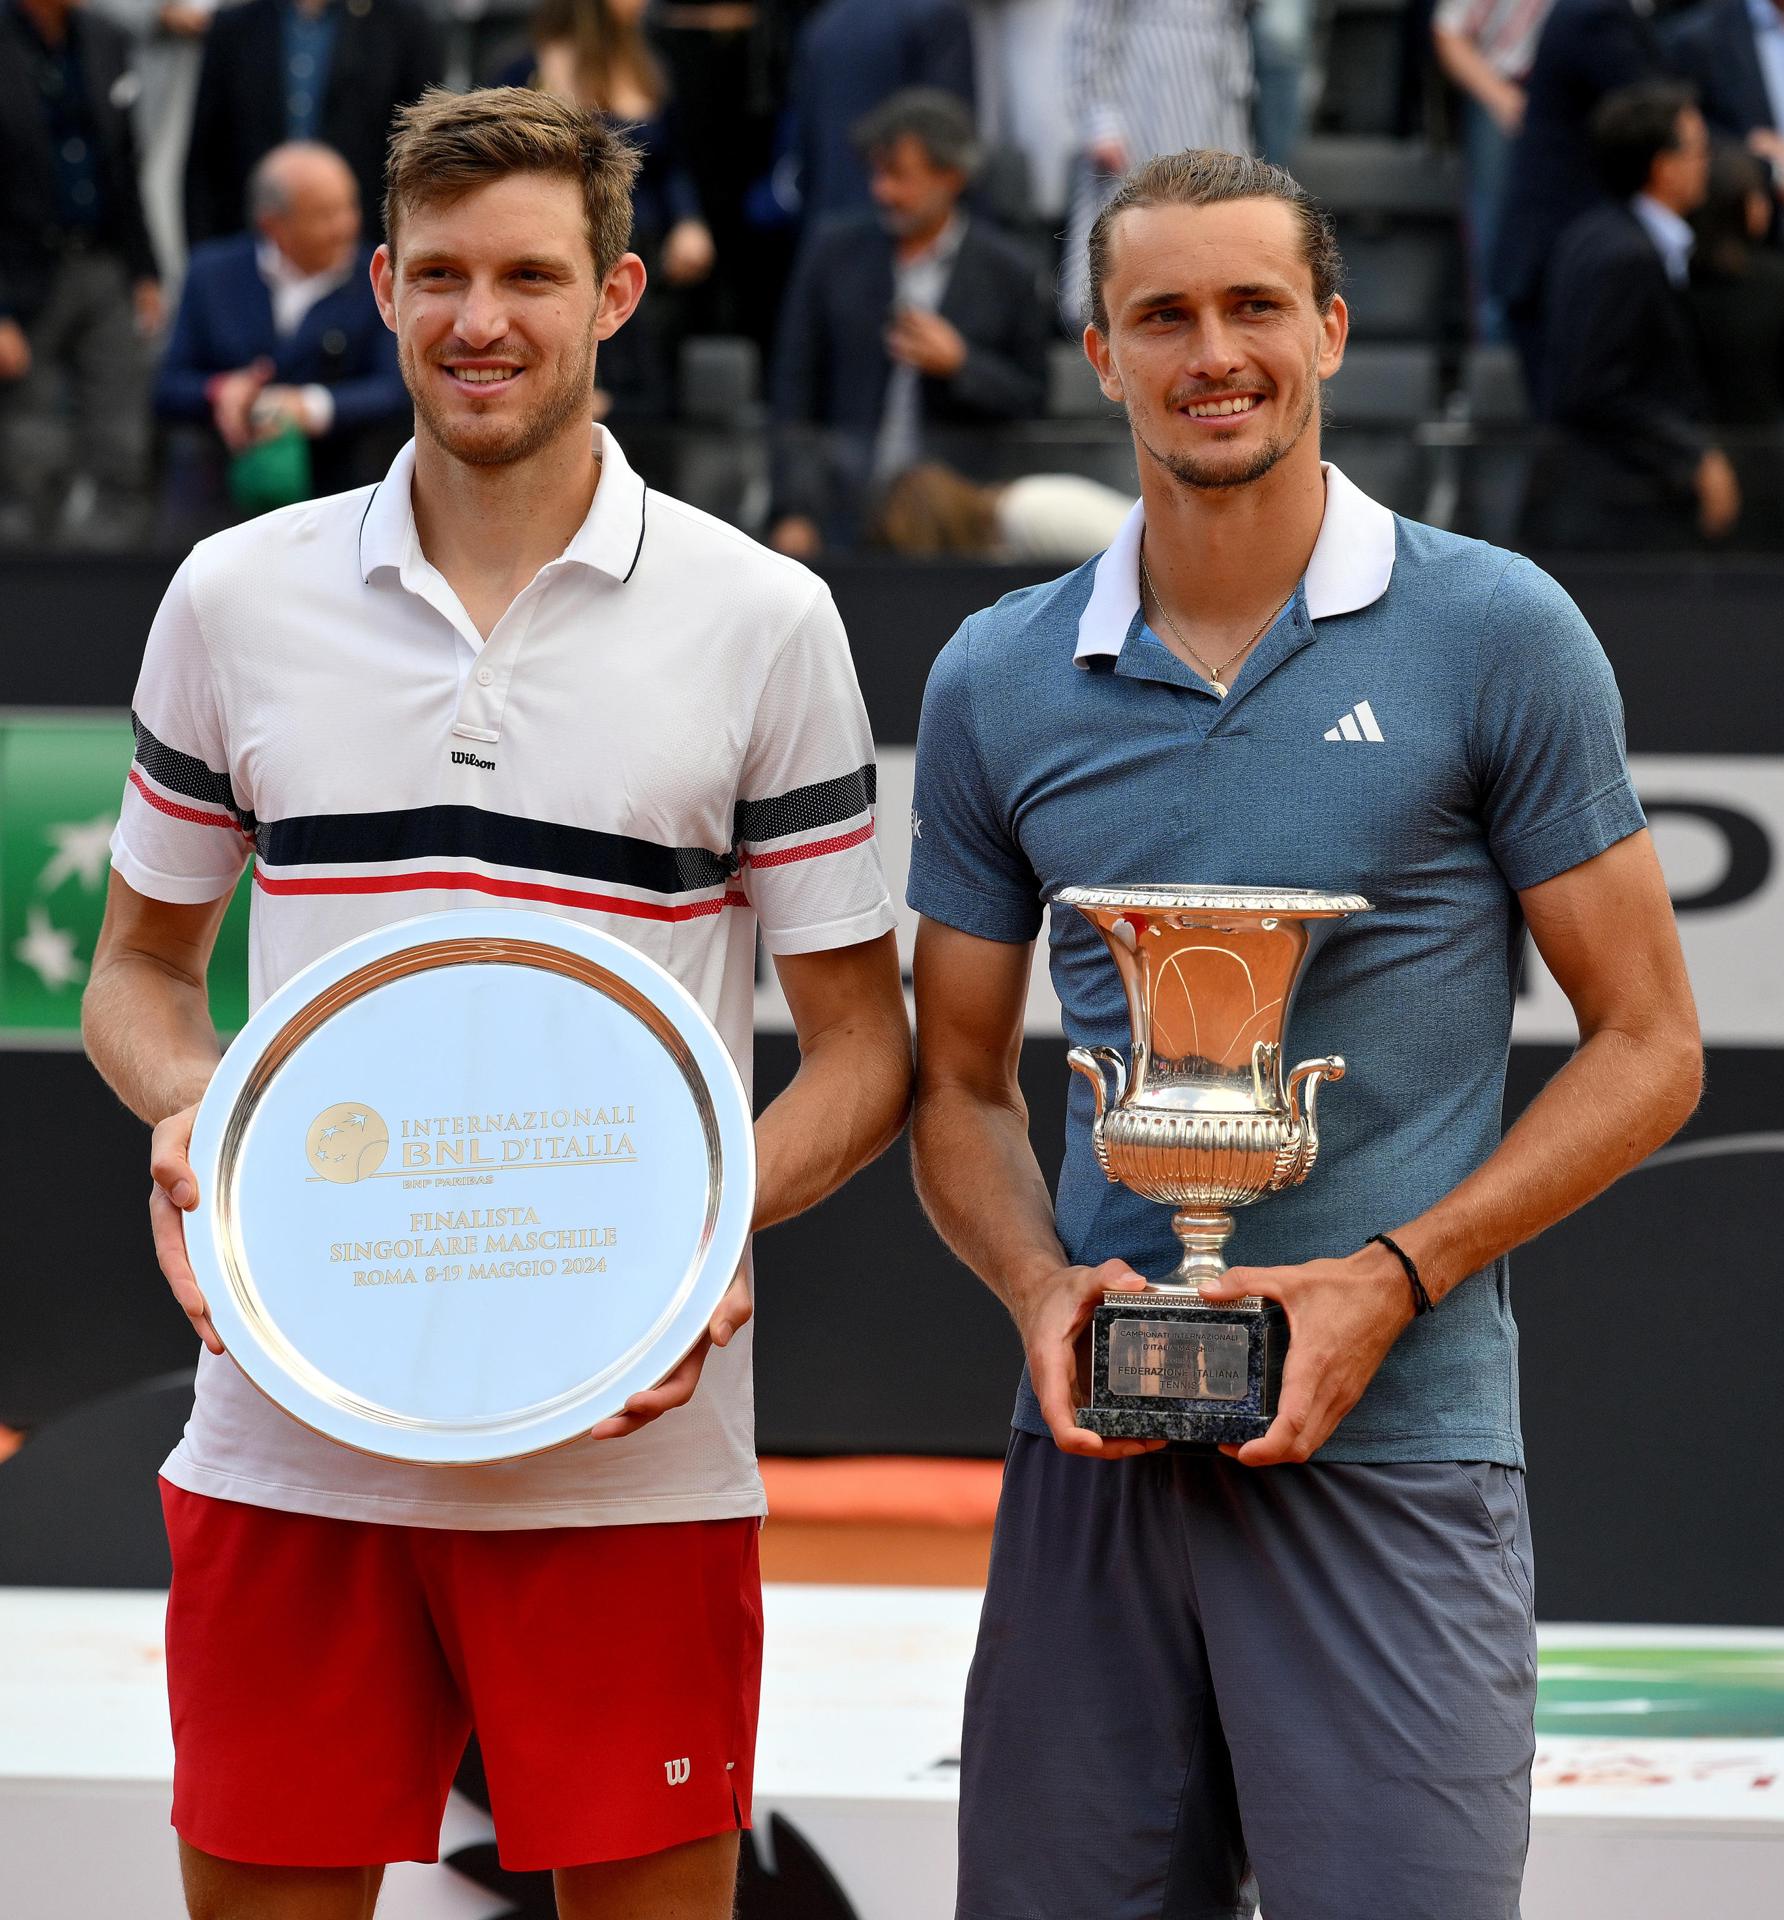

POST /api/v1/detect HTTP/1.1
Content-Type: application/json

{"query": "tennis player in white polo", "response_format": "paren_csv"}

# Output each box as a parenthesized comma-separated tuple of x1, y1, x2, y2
(82, 87, 912, 1920)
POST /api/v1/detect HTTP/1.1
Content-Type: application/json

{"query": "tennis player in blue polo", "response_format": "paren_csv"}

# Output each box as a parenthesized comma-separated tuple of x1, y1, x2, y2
(906, 150, 1704, 1918)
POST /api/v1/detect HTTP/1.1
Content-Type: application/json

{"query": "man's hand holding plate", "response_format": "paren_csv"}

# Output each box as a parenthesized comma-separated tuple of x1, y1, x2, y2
(150, 1100, 224, 1356)
(588, 1264, 753, 1442)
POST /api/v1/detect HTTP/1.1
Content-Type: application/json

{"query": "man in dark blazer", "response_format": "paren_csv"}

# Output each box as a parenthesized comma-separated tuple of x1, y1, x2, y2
(0, 0, 161, 541)
(183, 0, 441, 250)
(1664, 0, 1784, 171)
(158, 142, 405, 500)
(770, 89, 1049, 554)
(1537, 81, 1739, 549)
(1491, 0, 1666, 396)
(791, 0, 976, 226)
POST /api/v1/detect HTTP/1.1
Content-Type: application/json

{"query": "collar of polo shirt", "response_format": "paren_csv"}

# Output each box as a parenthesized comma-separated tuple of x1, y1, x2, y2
(1073, 462, 1397, 666)
(357, 423, 649, 589)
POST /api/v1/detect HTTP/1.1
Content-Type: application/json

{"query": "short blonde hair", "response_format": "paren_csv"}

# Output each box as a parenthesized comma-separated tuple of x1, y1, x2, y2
(384, 86, 641, 277)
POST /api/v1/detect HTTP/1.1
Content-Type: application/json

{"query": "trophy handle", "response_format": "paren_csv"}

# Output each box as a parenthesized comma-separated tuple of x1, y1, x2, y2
(1284, 1055, 1345, 1184)
(1067, 1045, 1128, 1182)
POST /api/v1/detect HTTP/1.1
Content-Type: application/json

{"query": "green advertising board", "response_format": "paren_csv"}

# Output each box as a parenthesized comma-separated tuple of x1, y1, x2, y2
(0, 711, 253, 1043)
(1536, 1642, 1784, 1739)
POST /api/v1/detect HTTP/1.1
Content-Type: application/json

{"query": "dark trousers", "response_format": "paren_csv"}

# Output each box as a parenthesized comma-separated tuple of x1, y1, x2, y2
(0, 249, 151, 534)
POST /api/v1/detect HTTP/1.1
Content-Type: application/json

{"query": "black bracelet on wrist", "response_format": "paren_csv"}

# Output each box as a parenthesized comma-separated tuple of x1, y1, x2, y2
(1368, 1232, 1435, 1316)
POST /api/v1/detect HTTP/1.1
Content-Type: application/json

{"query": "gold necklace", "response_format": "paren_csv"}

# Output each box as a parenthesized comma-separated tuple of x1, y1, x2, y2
(1139, 543, 1284, 699)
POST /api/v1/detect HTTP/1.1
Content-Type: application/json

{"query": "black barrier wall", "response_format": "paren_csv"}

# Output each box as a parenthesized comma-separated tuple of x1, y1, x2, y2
(2, 553, 1780, 1624)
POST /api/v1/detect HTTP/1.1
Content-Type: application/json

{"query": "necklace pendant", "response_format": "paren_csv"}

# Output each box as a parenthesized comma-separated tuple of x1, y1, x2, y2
(1210, 679, 1227, 699)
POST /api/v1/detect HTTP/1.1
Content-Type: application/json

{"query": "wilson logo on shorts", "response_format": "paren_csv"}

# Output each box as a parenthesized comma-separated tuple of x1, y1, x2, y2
(664, 1757, 691, 1785)
(306, 1104, 391, 1184)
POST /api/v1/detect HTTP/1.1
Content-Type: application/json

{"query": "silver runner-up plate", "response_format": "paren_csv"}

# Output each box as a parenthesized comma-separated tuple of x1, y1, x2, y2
(185, 909, 756, 1464)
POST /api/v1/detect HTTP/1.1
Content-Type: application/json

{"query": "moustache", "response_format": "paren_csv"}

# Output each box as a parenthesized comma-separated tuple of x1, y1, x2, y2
(1165, 385, 1269, 407)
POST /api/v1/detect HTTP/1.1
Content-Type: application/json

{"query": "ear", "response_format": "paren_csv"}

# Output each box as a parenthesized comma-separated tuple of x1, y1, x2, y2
(1084, 322, 1123, 404)
(371, 244, 397, 334)
(1316, 293, 1348, 383)
(594, 253, 648, 340)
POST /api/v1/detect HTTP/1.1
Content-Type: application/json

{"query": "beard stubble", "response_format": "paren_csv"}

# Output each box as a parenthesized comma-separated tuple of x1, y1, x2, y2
(402, 322, 600, 468)
(1134, 364, 1321, 493)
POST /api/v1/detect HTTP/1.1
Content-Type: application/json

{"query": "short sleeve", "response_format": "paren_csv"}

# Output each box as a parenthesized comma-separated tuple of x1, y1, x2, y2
(736, 583, 897, 956)
(1472, 554, 1647, 892)
(905, 624, 1044, 943)
(110, 559, 255, 904)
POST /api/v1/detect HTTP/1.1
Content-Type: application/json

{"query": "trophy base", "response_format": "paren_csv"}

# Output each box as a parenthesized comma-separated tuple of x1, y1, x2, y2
(1077, 1293, 1286, 1447)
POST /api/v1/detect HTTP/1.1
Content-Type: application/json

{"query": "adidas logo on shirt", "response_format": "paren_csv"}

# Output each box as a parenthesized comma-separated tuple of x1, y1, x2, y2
(1323, 700, 1384, 742)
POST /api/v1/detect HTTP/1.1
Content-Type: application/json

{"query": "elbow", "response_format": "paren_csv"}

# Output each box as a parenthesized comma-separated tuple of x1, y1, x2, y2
(1629, 1015, 1704, 1150)
(1660, 1026, 1705, 1140)
(862, 1016, 916, 1163)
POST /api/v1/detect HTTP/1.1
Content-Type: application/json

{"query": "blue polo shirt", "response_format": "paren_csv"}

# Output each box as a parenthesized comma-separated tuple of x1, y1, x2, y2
(907, 466, 1646, 1465)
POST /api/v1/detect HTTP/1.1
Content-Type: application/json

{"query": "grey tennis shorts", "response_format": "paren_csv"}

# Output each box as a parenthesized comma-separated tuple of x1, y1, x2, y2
(957, 1433, 1537, 1920)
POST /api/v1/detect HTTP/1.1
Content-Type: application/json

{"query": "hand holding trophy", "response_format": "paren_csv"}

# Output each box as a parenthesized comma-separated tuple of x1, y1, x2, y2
(1058, 884, 1370, 1446)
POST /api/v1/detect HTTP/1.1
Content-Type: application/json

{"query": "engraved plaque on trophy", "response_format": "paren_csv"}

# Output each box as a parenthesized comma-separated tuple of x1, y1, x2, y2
(184, 909, 755, 1463)
(1057, 884, 1369, 1446)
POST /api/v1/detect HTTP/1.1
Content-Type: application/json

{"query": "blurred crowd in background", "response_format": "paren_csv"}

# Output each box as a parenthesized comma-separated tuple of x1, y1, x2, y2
(4, 0, 1784, 563)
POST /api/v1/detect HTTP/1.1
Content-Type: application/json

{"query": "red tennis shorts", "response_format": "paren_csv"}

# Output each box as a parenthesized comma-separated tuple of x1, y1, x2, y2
(160, 1482, 763, 1871)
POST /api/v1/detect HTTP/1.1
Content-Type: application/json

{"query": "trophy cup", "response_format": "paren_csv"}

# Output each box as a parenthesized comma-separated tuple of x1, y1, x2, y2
(1057, 885, 1370, 1445)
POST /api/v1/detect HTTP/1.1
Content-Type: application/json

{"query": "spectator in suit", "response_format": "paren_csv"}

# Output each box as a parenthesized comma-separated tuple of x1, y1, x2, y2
(1537, 82, 1737, 550)
(0, 0, 162, 545)
(156, 142, 406, 498)
(1491, 0, 1665, 396)
(769, 87, 1051, 556)
(1664, 0, 1784, 186)
(789, 0, 975, 226)
(183, 0, 441, 249)
(1689, 141, 1784, 547)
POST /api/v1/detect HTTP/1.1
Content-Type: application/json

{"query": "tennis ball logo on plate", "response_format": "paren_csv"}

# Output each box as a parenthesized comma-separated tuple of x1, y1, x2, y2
(306, 1104, 389, 1184)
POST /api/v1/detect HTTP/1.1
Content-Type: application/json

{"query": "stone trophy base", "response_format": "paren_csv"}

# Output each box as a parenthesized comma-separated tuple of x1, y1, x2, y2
(1077, 1292, 1287, 1446)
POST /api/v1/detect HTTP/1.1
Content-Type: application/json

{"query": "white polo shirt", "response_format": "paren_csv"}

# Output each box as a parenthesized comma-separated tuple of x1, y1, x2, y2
(112, 427, 896, 1529)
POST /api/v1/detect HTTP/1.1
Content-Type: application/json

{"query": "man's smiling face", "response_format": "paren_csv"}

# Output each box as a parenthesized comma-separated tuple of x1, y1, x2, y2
(375, 172, 638, 468)
(1089, 196, 1347, 492)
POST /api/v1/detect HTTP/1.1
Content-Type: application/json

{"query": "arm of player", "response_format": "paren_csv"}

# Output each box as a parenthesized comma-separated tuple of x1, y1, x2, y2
(1201, 830, 1704, 1466)
(82, 872, 235, 1353)
(590, 930, 912, 1440)
(910, 916, 1165, 1461)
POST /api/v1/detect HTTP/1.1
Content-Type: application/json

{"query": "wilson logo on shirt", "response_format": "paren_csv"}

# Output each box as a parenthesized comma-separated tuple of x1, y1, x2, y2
(1323, 700, 1385, 743)
(664, 1757, 691, 1786)
(450, 750, 495, 771)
